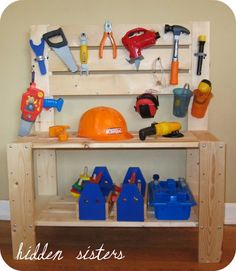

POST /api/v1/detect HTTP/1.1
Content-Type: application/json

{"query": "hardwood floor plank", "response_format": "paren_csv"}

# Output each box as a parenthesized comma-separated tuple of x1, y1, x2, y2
(0, 221, 235, 271)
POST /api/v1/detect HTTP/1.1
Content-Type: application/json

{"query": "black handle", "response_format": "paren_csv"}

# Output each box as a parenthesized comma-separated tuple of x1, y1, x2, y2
(43, 28, 68, 48)
(139, 124, 156, 141)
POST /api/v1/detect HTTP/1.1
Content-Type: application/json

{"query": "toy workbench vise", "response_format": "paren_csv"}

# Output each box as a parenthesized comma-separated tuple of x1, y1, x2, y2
(78, 167, 114, 220)
(116, 167, 147, 222)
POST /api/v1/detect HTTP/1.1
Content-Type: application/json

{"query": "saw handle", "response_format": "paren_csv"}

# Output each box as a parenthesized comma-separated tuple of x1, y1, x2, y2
(43, 28, 68, 48)
(170, 61, 179, 85)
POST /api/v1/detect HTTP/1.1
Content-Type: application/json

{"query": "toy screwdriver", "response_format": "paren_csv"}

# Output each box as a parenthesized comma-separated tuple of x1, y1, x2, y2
(139, 122, 183, 141)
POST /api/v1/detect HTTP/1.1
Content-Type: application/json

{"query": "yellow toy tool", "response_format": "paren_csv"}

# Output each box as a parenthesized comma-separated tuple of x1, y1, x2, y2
(70, 167, 90, 198)
(139, 122, 183, 141)
(49, 125, 70, 141)
(80, 33, 89, 75)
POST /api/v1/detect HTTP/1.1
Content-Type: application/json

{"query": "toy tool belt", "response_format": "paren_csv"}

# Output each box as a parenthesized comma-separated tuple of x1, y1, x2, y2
(135, 93, 159, 118)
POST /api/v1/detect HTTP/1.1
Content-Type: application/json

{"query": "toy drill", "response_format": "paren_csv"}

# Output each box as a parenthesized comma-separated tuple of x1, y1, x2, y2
(139, 122, 183, 141)
(19, 71, 64, 136)
(122, 28, 160, 70)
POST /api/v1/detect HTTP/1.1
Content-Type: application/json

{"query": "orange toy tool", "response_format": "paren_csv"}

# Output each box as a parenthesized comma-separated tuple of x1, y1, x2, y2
(164, 24, 190, 85)
(99, 21, 117, 59)
(49, 125, 70, 141)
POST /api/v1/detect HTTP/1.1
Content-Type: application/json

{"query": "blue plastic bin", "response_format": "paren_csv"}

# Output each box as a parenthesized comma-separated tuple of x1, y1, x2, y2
(117, 167, 146, 222)
(79, 166, 114, 220)
(149, 178, 196, 220)
(173, 84, 193, 118)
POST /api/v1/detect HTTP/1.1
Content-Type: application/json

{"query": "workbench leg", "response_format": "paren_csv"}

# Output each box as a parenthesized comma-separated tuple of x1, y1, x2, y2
(198, 141, 225, 263)
(7, 143, 35, 259)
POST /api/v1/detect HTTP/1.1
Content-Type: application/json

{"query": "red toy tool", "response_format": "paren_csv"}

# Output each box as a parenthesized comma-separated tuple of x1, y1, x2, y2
(19, 71, 64, 136)
(19, 72, 44, 136)
(122, 28, 160, 70)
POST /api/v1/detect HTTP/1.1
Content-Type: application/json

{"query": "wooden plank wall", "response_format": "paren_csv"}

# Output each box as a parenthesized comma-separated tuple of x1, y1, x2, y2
(47, 23, 192, 95)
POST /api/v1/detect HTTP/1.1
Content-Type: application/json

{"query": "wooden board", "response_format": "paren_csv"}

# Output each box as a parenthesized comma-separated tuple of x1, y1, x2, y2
(30, 25, 54, 131)
(35, 196, 198, 227)
(16, 131, 199, 149)
(34, 150, 57, 196)
(50, 73, 191, 95)
(47, 23, 192, 47)
(186, 149, 199, 218)
(30, 25, 58, 198)
(188, 21, 210, 130)
(198, 141, 225, 263)
(7, 143, 35, 259)
(49, 47, 191, 72)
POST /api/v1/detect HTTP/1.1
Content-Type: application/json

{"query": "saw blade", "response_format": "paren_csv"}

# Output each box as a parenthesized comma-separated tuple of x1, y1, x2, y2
(53, 46, 78, 73)
(134, 59, 141, 70)
(18, 119, 34, 137)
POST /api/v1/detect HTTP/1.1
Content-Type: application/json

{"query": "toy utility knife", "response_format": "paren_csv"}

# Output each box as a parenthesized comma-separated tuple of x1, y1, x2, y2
(19, 81, 44, 136)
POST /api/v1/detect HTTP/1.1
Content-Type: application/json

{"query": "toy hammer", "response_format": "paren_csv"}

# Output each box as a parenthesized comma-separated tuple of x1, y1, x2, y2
(49, 125, 70, 141)
(165, 24, 190, 85)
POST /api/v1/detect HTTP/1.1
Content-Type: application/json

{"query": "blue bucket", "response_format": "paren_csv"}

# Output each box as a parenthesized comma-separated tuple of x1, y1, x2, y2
(173, 84, 193, 118)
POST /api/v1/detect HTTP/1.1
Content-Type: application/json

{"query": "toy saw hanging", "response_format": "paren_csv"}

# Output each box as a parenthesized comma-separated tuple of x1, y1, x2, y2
(43, 28, 78, 73)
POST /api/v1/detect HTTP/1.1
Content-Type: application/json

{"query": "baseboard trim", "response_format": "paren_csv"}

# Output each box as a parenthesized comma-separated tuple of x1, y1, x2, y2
(0, 200, 10, 220)
(224, 203, 236, 225)
(0, 200, 236, 224)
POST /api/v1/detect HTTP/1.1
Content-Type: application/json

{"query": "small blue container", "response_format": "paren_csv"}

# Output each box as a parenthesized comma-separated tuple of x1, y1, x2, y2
(173, 83, 193, 118)
(79, 166, 114, 220)
(117, 167, 146, 222)
(149, 178, 196, 220)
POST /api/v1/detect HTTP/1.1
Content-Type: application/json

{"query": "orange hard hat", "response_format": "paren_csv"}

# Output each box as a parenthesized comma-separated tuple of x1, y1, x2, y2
(78, 106, 133, 141)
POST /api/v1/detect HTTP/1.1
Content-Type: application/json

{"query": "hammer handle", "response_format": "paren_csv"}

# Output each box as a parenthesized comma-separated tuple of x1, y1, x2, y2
(170, 61, 179, 85)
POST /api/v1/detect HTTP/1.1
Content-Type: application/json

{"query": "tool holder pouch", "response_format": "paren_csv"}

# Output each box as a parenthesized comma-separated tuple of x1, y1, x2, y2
(173, 83, 193, 118)
(191, 89, 213, 118)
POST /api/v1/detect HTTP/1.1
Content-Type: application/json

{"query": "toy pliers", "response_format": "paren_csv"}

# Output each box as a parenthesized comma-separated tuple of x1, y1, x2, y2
(99, 21, 117, 59)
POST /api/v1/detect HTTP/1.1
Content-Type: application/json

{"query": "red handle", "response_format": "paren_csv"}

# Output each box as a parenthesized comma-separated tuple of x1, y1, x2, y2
(124, 27, 147, 38)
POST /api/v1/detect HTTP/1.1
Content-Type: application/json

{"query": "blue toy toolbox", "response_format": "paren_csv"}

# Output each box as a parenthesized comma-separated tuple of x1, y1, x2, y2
(149, 177, 196, 220)
(116, 167, 147, 222)
(78, 167, 113, 220)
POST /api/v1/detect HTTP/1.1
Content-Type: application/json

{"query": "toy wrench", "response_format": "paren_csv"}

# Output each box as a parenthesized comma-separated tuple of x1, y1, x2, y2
(99, 21, 117, 59)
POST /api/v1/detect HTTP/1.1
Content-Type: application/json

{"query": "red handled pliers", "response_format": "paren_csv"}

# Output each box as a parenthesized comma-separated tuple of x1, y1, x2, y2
(99, 21, 117, 59)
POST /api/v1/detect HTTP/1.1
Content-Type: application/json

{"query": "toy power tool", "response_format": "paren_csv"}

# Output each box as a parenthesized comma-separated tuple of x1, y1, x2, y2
(122, 28, 160, 70)
(139, 122, 183, 141)
(19, 72, 64, 136)
(134, 93, 159, 118)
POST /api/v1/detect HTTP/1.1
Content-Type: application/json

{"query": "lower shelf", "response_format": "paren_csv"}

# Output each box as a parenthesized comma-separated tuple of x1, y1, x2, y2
(35, 196, 198, 228)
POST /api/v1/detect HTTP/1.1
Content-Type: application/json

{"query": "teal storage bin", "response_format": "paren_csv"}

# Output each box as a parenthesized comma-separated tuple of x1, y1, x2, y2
(173, 83, 193, 118)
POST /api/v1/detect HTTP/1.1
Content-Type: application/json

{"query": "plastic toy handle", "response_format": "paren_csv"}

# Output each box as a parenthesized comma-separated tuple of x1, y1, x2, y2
(43, 28, 68, 49)
(125, 27, 147, 38)
(139, 125, 156, 141)
(43, 98, 64, 112)
(170, 61, 179, 85)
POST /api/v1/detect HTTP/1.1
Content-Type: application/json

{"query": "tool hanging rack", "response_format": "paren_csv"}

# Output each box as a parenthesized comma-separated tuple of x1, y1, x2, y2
(46, 23, 193, 95)
(30, 22, 209, 132)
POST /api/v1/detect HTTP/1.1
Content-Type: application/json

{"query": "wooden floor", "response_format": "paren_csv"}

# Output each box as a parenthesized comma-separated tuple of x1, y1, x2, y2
(0, 221, 235, 271)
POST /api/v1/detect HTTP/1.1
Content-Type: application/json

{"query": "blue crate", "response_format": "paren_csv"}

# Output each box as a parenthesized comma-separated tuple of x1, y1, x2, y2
(149, 178, 196, 220)
(79, 167, 114, 220)
(117, 167, 146, 222)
